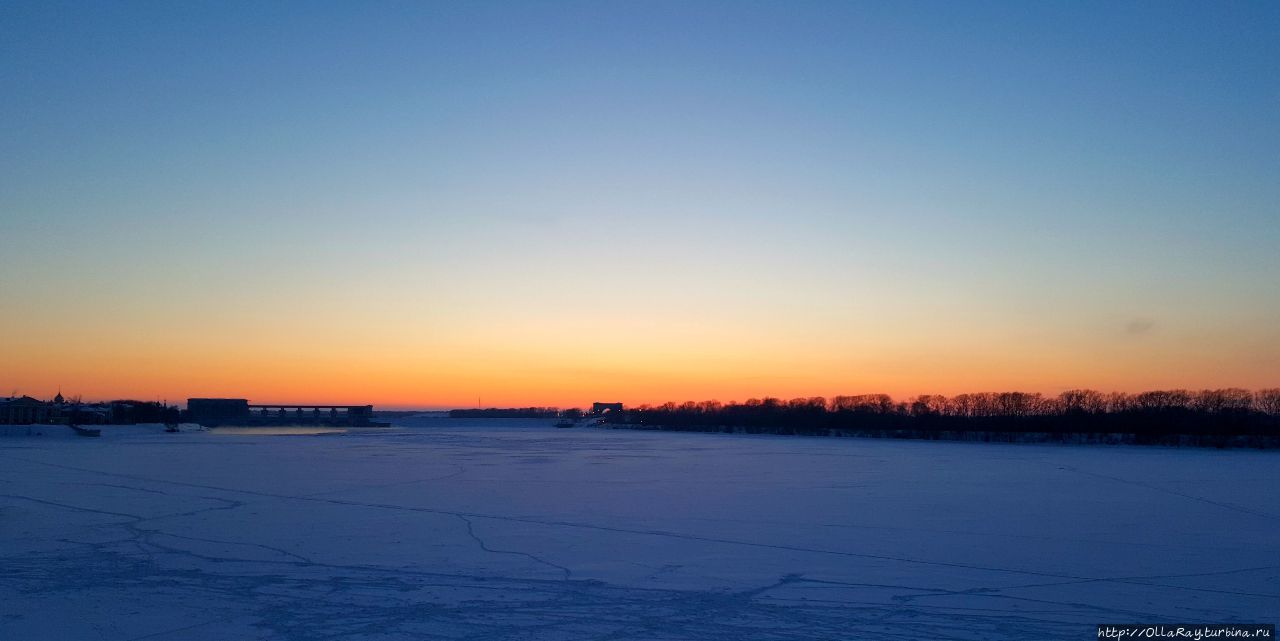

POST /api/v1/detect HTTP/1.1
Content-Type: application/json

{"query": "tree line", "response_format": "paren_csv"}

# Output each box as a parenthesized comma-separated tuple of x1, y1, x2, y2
(602, 388, 1280, 447)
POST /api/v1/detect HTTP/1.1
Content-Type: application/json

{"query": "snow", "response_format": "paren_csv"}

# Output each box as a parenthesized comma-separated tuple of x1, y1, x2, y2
(2, 417, 1276, 640)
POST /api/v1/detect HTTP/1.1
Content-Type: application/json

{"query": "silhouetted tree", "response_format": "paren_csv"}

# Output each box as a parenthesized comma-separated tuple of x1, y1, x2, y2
(1255, 389, 1280, 415)
(1059, 389, 1106, 414)
(599, 387, 1280, 447)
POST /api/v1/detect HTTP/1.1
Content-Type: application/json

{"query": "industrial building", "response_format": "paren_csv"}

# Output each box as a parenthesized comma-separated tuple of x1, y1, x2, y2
(186, 398, 385, 427)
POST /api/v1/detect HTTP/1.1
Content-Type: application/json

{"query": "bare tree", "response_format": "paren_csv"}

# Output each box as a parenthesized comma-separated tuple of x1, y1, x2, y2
(1192, 388, 1253, 413)
(910, 394, 950, 416)
(1253, 388, 1280, 415)
(1059, 389, 1106, 414)
(1134, 390, 1192, 411)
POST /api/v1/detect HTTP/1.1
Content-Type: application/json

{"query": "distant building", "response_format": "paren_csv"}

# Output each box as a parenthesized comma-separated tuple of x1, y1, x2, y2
(187, 398, 251, 425)
(108, 400, 173, 424)
(69, 405, 112, 425)
(187, 398, 384, 427)
(0, 393, 173, 426)
(591, 402, 624, 415)
(0, 396, 54, 425)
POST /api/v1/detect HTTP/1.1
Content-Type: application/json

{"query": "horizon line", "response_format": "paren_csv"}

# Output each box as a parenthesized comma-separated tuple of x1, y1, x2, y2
(10, 386, 1278, 411)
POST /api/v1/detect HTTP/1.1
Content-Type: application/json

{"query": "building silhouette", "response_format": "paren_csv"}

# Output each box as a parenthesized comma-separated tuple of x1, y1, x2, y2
(186, 398, 383, 427)
(592, 402, 624, 415)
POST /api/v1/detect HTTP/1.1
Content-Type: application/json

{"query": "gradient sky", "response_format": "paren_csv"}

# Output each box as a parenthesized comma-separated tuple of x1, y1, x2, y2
(2, 1, 1278, 408)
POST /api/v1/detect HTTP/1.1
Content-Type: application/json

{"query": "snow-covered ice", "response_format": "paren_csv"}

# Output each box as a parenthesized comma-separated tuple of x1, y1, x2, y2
(2, 417, 1276, 640)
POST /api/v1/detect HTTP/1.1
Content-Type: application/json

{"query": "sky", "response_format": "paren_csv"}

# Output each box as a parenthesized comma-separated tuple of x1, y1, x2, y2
(2, 1, 1278, 409)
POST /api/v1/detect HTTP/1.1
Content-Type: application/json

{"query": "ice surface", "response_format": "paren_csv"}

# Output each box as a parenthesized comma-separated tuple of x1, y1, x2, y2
(2, 417, 1276, 640)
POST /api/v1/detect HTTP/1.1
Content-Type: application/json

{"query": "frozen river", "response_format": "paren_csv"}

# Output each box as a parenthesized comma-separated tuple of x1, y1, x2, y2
(2, 417, 1276, 640)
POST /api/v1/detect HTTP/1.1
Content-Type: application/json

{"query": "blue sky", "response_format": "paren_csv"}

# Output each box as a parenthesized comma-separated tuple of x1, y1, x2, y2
(2, 1, 1277, 405)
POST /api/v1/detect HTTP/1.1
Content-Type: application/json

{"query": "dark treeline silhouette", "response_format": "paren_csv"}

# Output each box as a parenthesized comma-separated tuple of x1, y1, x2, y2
(604, 389, 1280, 448)
(449, 407, 560, 419)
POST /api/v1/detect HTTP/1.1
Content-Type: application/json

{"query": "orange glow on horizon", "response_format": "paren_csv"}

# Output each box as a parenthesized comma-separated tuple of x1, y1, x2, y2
(5, 283, 1276, 410)
(7, 331, 1276, 410)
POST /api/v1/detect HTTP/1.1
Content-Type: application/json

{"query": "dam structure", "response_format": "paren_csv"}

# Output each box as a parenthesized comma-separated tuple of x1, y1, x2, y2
(187, 398, 388, 427)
